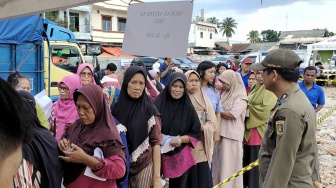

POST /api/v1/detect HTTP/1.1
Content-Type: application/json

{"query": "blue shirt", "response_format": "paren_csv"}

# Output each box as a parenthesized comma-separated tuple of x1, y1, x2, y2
(159, 62, 172, 87)
(203, 86, 224, 113)
(238, 70, 250, 88)
(298, 81, 325, 109)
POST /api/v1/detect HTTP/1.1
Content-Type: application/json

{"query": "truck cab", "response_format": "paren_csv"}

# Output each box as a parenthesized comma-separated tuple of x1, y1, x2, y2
(43, 20, 85, 101)
(0, 15, 85, 101)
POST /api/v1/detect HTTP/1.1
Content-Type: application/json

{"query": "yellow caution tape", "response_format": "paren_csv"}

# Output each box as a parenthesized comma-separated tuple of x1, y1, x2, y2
(213, 106, 336, 188)
(298, 78, 336, 81)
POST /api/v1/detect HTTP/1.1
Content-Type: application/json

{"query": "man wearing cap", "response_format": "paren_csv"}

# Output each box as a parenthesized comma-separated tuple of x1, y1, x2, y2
(238, 58, 253, 88)
(250, 49, 322, 188)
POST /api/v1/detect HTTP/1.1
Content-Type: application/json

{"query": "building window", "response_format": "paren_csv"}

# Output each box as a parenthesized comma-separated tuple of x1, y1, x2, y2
(210, 33, 212, 39)
(118, 18, 127, 32)
(68, 12, 79, 32)
(102, 16, 112, 31)
(200, 32, 203, 38)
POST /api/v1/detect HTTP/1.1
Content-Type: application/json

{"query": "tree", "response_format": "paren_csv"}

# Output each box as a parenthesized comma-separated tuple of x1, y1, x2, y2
(326, 29, 335, 37)
(260, 29, 280, 42)
(206, 17, 219, 34)
(247, 30, 261, 43)
(218, 17, 238, 43)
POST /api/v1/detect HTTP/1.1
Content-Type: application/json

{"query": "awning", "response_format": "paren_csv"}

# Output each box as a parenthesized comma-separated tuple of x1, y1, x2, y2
(101, 46, 135, 58)
(98, 52, 113, 57)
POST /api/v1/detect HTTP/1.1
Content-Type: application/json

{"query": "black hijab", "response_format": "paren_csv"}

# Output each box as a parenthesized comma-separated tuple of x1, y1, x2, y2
(18, 90, 63, 188)
(112, 66, 160, 162)
(154, 73, 201, 156)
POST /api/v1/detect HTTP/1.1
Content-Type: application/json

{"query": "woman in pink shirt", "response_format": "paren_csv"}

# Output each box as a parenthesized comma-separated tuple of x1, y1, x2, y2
(58, 84, 126, 188)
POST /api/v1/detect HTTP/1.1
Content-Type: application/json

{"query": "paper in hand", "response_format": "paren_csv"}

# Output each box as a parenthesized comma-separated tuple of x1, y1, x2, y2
(84, 147, 106, 181)
(161, 135, 174, 154)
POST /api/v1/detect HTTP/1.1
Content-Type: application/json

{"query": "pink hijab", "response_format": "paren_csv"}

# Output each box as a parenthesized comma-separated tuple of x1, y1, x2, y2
(54, 74, 82, 140)
(76, 63, 96, 84)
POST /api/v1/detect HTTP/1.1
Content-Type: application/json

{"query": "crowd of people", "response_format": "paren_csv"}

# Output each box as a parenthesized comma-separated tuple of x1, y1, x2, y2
(0, 49, 324, 188)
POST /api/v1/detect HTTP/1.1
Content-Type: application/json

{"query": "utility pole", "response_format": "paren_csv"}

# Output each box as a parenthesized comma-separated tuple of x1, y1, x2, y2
(286, 14, 288, 31)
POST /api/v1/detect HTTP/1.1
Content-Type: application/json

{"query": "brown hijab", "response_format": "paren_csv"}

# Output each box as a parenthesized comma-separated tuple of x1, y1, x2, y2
(185, 70, 217, 165)
(63, 84, 125, 184)
(219, 70, 248, 108)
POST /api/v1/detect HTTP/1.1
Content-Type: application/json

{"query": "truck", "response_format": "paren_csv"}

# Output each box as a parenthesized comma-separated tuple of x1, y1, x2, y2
(0, 14, 85, 101)
(241, 51, 269, 64)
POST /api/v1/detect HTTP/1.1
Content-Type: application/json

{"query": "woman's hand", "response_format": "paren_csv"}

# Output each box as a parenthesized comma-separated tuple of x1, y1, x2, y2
(170, 137, 182, 148)
(152, 176, 163, 188)
(313, 181, 322, 188)
(214, 131, 220, 144)
(59, 143, 88, 164)
(58, 138, 70, 152)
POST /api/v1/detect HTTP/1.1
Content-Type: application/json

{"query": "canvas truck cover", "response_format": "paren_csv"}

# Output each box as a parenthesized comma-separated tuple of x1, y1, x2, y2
(0, 14, 43, 45)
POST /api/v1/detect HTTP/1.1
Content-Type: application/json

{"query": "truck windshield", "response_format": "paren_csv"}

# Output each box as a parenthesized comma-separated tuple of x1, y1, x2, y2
(51, 45, 83, 73)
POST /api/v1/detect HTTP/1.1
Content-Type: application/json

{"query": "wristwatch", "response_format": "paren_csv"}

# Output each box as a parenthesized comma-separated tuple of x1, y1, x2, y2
(176, 136, 182, 144)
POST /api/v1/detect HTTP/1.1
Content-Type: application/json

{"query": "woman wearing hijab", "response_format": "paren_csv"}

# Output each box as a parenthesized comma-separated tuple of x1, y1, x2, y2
(246, 72, 257, 95)
(77, 63, 96, 85)
(58, 84, 126, 188)
(14, 90, 63, 188)
(49, 74, 82, 140)
(112, 66, 163, 188)
(185, 70, 217, 188)
(212, 70, 248, 188)
(243, 70, 277, 188)
(154, 73, 201, 188)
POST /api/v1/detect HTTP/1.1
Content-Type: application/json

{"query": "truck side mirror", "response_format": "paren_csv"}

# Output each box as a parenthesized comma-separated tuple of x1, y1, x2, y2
(50, 82, 58, 87)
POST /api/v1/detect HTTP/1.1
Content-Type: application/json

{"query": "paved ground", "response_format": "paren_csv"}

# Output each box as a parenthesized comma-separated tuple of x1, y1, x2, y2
(316, 87, 336, 187)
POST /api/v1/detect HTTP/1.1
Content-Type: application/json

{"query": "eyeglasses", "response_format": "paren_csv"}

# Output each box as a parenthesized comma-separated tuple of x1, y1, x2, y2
(58, 86, 69, 92)
(81, 72, 92, 77)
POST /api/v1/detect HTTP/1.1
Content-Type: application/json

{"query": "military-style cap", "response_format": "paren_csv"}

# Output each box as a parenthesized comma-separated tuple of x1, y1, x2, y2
(250, 49, 302, 71)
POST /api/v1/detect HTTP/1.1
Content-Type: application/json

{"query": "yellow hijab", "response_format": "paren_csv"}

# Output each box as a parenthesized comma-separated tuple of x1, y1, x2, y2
(244, 82, 277, 141)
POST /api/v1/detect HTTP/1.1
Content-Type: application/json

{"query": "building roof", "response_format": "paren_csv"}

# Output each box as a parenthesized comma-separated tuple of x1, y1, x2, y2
(230, 43, 250, 53)
(279, 37, 327, 44)
(279, 29, 327, 39)
(243, 42, 278, 52)
(214, 42, 232, 51)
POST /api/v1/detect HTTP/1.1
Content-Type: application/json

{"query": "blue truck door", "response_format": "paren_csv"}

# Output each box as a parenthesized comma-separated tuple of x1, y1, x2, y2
(0, 43, 43, 95)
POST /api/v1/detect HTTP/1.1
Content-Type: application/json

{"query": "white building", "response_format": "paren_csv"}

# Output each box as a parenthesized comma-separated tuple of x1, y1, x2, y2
(51, 5, 92, 41)
(188, 21, 217, 48)
(91, 0, 140, 45)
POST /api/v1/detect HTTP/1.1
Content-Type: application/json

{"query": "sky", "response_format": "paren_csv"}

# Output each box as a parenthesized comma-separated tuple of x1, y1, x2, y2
(142, 0, 336, 42)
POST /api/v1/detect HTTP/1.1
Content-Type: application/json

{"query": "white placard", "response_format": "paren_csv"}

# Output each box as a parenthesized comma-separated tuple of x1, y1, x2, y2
(34, 90, 53, 119)
(122, 1, 193, 58)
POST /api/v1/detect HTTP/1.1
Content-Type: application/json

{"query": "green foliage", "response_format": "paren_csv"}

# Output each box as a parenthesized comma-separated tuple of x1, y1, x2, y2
(247, 30, 261, 43)
(260, 29, 280, 42)
(206, 17, 219, 34)
(45, 12, 56, 21)
(326, 28, 335, 37)
(218, 17, 238, 42)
